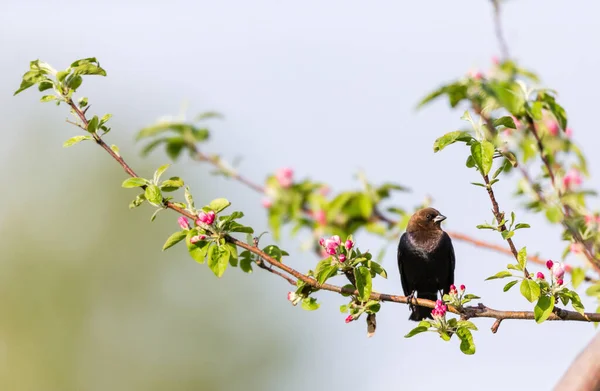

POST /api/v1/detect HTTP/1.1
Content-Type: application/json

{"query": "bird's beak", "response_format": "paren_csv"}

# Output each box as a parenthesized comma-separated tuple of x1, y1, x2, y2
(433, 214, 447, 223)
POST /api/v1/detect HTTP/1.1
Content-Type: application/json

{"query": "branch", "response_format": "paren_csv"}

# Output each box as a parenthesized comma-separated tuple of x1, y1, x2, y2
(64, 99, 600, 328)
(490, 0, 510, 60)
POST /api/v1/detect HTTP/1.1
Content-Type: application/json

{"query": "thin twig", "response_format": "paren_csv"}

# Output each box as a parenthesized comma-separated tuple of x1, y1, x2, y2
(490, 0, 510, 60)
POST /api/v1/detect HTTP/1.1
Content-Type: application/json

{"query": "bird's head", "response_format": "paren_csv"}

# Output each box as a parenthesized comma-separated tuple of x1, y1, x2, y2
(407, 207, 447, 232)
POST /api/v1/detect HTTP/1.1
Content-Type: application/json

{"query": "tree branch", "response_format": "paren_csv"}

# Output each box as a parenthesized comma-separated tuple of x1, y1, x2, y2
(490, 0, 510, 60)
(63, 99, 600, 328)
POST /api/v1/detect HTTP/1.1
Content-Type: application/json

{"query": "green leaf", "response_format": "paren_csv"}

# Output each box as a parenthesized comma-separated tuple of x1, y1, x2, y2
(63, 135, 92, 147)
(14, 80, 35, 95)
(355, 266, 372, 302)
(534, 295, 554, 323)
(145, 184, 163, 205)
(440, 332, 451, 342)
(485, 271, 513, 280)
(153, 163, 170, 184)
(208, 198, 231, 213)
(432, 131, 473, 153)
(129, 193, 145, 209)
(314, 258, 339, 284)
(263, 245, 288, 262)
(470, 140, 495, 175)
(368, 261, 388, 279)
(501, 230, 514, 240)
(301, 297, 320, 311)
(545, 206, 563, 223)
(110, 144, 120, 156)
(571, 267, 585, 289)
(150, 208, 162, 222)
(122, 177, 148, 188)
(66, 75, 83, 90)
(404, 325, 430, 338)
(456, 320, 478, 331)
(186, 231, 210, 263)
(208, 245, 229, 278)
(520, 279, 541, 303)
(340, 304, 348, 313)
(493, 116, 517, 129)
(160, 177, 184, 192)
(456, 328, 476, 355)
(567, 290, 585, 314)
(517, 247, 527, 270)
(487, 81, 525, 115)
(503, 280, 518, 292)
(227, 221, 254, 234)
(585, 284, 600, 297)
(239, 258, 253, 273)
(514, 223, 530, 230)
(72, 63, 107, 76)
(78, 97, 88, 107)
(87, 115, 99, 133)
(40, 95, 57, 102)
(162, 230, 187, 251)
(357, 193, 373, 219)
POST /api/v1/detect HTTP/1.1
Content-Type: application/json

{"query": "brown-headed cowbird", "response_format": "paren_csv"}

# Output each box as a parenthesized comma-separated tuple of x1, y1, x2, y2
(397, 207, 455, 321)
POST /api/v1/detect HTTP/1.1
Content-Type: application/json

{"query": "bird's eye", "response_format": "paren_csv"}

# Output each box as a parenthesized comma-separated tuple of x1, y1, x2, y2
(426, 213, 432, 220)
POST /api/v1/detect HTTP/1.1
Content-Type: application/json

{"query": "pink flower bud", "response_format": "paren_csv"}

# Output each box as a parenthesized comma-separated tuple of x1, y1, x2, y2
(536, 272, 545, 280)
(326, 247, 337, 256)
(190, 235, 202, 244)
(199, 235, 207, 240)
(570, 243, 583, 254)
(432, 300, 447, 319)
(178, 216, 190, 230)
(449, 284, 457, 294)
(563, 169, 583, 190)
(546, 260, 554, 270)
(345, 315, 353, 323)
(319, 238, 325, 247)
(261, 198, 273, 208)
(546, 120, 559, 136)
(564, 264, 572, 273)
(196, 210, 216, 225)
(345, 239, 354, 250)
(324, 235, 341, 255)
(565, 127, 573, 138)
(491, 55, 500, 65)
(557, 278, 564, 286)
(275, 167, 294, 188)
(315, 210, 327, 226)
(468, 69, 483, 80)
(459, 284, 466, 292)
(287, 292, 295, 301)
(339, 254, 346, 263)
(552, 262, 566, 280)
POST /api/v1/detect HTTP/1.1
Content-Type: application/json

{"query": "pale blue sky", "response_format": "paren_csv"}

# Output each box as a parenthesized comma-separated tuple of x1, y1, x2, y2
(2, 1, 600, 390)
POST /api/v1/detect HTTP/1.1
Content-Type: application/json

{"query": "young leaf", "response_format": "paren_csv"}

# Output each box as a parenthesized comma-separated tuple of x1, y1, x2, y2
(162, 230, 187, 251)
(87, 115, 99, 133)
(122, 177, 148, 188)
(301, 297, 320, 311)
(186, 231, 210, 263)
(314, 258, 339, 284)
(517, 247, 527, 270)
(520, 279, 541, 303)
(153, 163, 170, 184)
(208, 198, 231, 213)
(145, 185, 163, 205)
(355, 266, 372, 302)
(63, 135, 92, 147)
(432, 131, 473, 153)
(456, 328, 476, 355)
(470, 140, 495, 175)
(485, 271, 513, 280)
(571, 267, 585, 289)
(404, 325, 429, 338)
(534, 295, 554, 323)
(208, 245, 229, 278)
(503, 280, 518, 292)
(493, 116, 517, 129)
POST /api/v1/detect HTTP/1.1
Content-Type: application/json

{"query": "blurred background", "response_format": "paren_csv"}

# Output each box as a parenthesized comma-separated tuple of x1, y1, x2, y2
(1, 1, 599, 390)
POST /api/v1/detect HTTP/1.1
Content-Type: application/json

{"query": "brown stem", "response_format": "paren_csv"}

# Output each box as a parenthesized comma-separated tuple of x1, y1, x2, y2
(490, 0, 510, 60)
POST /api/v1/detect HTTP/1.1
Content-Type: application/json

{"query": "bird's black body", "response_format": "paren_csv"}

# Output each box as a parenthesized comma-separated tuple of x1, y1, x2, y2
(397, 208, 455, 321)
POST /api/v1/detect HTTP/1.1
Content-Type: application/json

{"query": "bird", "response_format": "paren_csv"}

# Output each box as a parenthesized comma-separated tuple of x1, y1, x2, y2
(397, 207, 455, 321)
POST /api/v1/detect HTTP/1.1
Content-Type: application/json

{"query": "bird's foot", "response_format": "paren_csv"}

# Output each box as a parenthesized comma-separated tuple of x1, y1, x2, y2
(406, 292, 416, 309)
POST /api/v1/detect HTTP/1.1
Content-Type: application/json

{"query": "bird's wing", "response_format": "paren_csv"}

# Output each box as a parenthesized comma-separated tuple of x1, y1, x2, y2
(443, 231, 455, 290)
(397, 233, 413, 296)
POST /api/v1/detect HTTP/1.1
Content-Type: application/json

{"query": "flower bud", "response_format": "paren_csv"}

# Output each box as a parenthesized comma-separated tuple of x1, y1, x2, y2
(261, 198, 273, 208)
(345, 315, 353, 323)
(275, 167, 294, 188)
(339, 254, 346, 263)
(449, 284, 457, 294)
(536, 272, 545, 280)
(345, 239, 354, 250)
(459, 284, 466, 292)
(196, 210, 216, 225)
(190, 235, 202, 244)
(557, 278, 564, 286)
(546, 260, 554, 270)
(178, 216, 190, 230)
(552, 262, 566, 280)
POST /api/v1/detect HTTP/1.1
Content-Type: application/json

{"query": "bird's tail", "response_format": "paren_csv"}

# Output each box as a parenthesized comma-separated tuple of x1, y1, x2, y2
(408, 292, 437, 321)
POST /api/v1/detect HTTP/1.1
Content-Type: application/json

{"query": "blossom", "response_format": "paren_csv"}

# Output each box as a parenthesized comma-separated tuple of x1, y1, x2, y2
(536, 272, 545, 280)
(178, 216, 190, 230)
(459, 284, 466, 292)
(563, 168, 583, 190)
(557, 279, 564, 286)
(323, 235, 341, 255)
(190, 235, 206, 244)
(545, 119, 559, 136)
(261, 198, 273, 208)
(565, 127, 573, 138)
(196, 210, 216, 225)
(275, 167, 294, 188)
(546, 260, 554, 270)
(345, 239, 354, 250)
(552, 262, 566, 280)
(325, 247, 337, 256)
(287, 292, 296, 301)
(319, 238, 325, 246)
(468, 69, 483, 80)
(449, 284, 457, 295)
(314, 210, 327, 226)
(431, 300, 447, 319)
(345, 315, 354, 323)
(339, 254, 347, 263)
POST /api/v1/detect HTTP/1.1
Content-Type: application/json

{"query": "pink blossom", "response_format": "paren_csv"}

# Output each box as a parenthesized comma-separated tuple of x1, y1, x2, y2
(196, 210, 216, 225)
(491, 55, 500, 65)
(536, 272, 545, 280)
(287, 292, 295, 301)
(565, 127, 573, 138)
(459, 284, 466, 292)
(339, 254, 347, 263)
(468, 69, 483, 80)
(319, 238, 325, 247)
(564, 264, 573, 273)
(449, 284, 457, 294)
(190, 235, 203, 244)
(431, 300, 447, 319)
(552, 263, 566, 279)
(178, 216, 190, 230)
(557, 279, 564, 286)
(324, 235, 341, 255)
(570, 243, 583, 254)
(275, 167, 294, 188)
(546, 260, 554, 270)
(546, 119, 559, 136)
(345, 239, 354, 250)
(261, 198, 273, 208)
(326, 247, 337, 256)
(345, 315, 353, 323)
(563, 169, 583, 190)
(315, 210, 327, 226)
